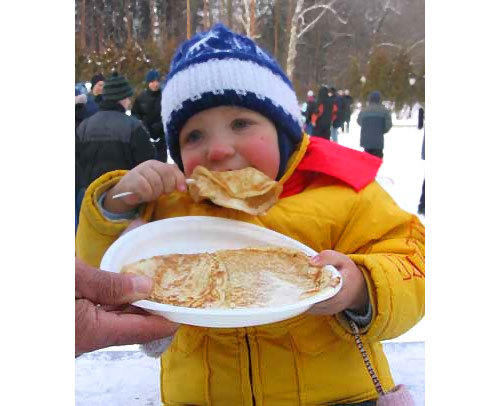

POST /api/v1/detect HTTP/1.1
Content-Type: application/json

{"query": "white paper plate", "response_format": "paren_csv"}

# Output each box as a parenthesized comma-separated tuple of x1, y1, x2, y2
(100, 216, 342, 328)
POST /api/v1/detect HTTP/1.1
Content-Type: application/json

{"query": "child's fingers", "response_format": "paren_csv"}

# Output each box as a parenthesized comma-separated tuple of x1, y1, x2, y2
(150, 162, 187, 194)
(138, 165, 165, 199)
(309, 250, 346, 268)
(172, 166, 188, 192)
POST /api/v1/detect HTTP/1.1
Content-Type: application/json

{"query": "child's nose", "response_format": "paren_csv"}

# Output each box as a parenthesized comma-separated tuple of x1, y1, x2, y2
(206, 142, 235, 161)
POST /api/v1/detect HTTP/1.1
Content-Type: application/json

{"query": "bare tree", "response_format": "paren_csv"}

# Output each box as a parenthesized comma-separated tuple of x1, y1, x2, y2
(286, 0, 347, 81)
(273, 0, 280, 56)
(124, 0, 133, 45)
(185, 0, 189, 37)
(226, 0, 233, 28)
(250, 0, 256, 37)
(203, 0, 210, 29)
(149, 0, 161, 45)
(79, 0, 86, 50)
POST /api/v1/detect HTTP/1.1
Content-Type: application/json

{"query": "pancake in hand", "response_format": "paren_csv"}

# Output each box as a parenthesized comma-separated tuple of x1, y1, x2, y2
(121, 247, 341, 309)
(188, 166, 283, 215)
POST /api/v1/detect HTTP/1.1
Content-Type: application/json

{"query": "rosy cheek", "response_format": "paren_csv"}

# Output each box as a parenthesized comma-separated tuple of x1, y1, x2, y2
(180, 151, 202, 177)
(239, 137, 279, 177)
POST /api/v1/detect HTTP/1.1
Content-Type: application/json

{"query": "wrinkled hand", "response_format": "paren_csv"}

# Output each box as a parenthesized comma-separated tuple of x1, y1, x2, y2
(103, 160, 187, 213)
(307, 250, 368, 316)
(75, 257, 179, 357)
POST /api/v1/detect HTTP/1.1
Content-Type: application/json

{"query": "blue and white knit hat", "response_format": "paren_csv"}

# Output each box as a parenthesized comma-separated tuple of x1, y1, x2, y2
(161, 24, 303, 178)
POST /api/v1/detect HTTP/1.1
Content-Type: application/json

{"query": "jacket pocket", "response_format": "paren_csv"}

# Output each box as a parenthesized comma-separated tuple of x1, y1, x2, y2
(287, 315, 376, 403)
(289, 315, 338, 355)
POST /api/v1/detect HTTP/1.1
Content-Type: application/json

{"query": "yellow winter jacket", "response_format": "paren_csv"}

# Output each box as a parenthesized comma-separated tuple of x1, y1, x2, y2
(76, 135, 425, 405)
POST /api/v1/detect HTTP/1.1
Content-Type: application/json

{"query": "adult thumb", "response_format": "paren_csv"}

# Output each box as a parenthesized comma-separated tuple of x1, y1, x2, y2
(75, 257, 153, 305)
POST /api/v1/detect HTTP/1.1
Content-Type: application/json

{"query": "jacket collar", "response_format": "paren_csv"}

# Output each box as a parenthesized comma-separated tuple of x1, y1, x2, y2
(99, 100, 126, 113)
(278, 133, 310, 185)
(279, 134, 381, 196)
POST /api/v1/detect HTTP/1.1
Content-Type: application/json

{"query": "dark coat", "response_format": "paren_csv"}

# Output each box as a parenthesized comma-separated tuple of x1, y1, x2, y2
(75, 103, 87, 130)
(342, 95, 353, 120)
(132, 88, 165, 141)
(357, 93, 392, 150)
(312, 87, 334, 139)
(84, 93, 101, 118)
(331, 95, 344, 129)
(76, 101, 155, 191)
(418, 107, 424, 129)
(418, 108, 425, 160)
(303, 99, 317, 125)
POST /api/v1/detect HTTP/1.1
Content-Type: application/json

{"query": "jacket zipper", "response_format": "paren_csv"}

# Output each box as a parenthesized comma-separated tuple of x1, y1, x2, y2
(244, 333, 256, 406)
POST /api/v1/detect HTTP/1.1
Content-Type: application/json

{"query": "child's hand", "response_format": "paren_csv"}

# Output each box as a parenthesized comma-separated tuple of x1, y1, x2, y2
(307, 250, 368, 316)
(103, 160, 187, 213)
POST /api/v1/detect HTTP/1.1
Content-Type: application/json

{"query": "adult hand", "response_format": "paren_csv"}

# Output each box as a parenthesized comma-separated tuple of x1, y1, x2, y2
(307, 250, 368, 315)
(75, 257, 179, 357)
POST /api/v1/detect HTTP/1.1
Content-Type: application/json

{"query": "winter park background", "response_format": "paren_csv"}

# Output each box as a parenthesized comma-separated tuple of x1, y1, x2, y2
(76, 106, 426, 406)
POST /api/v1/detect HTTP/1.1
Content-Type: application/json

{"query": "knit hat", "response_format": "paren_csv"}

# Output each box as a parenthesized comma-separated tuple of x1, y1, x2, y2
(146, 69, 160, 83)
(90, 73, 105, 89)
(102, 72, 133, 102)
(307, 90, 314, 97)
(368, 91, 381, 104)
(162, 23, 303, 179)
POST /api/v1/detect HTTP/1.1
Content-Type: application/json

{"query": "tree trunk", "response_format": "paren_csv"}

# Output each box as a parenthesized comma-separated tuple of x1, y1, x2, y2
(124, 0, 133, 45)
(80, 0, 86, 50)
(226, 0, 232, 29)
(186, 0, 191, 39)
(250, 0, 256, 38)
(286, 0, 304, 81)
(208, 0, 214, 27)
(273, 0, 279, 57)
(203, 0, 210, 30)
(150, 0, 156, 40)
(95, 0, 103, 54)
(313, 27, 321, 85)
(89, 0, 95, 52)
(150, 0, 162, 47)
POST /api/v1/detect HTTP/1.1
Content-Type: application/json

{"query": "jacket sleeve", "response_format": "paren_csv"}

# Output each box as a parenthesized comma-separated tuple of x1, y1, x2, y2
(356, 111, 363, 126)
(130, 123, 156, 164)
(418, 108, 424, 129)
(131, 94, 144, 121)
(330, 182, 425, 342)
(384, 109, 392, 133)
(75, 170, 156, 267)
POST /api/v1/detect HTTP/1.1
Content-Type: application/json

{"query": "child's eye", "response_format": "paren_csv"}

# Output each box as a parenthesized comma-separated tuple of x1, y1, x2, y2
(232, 119, 252, 130)
(184, 130, 203, 145)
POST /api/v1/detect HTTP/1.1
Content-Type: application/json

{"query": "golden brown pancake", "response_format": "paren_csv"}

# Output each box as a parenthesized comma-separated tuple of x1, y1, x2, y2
(188, 166, 283, 215)
(121, 247, 341, 308)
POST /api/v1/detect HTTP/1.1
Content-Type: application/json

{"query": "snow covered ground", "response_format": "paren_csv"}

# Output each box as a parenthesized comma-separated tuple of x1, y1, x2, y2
(76, 342, 424, 406)
(76, 109, 426, 405)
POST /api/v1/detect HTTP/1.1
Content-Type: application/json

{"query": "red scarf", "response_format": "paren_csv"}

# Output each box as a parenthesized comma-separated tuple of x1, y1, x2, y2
(281, 137, 382, 198)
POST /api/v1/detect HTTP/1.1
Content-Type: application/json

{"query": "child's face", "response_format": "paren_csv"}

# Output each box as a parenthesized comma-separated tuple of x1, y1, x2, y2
(179, 106, 280, 179)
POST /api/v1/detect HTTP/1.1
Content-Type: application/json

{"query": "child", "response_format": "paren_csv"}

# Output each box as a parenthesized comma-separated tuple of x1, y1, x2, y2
(76, 24, 424, 405)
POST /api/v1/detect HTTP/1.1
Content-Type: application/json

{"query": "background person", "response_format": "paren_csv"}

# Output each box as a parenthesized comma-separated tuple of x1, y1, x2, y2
(84, 73, 105, 118)
(312, 85, 334, 140)
(418, 106, 425, 215)
(342, 89, 353, 133)
(75, 88, 87, 130)
(302, 89, 316, 135)
(132, 69, 167, 162)
(75, 72, 155, 230)
(357, 90, 392, 158)
(330, 87, 343, 142)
